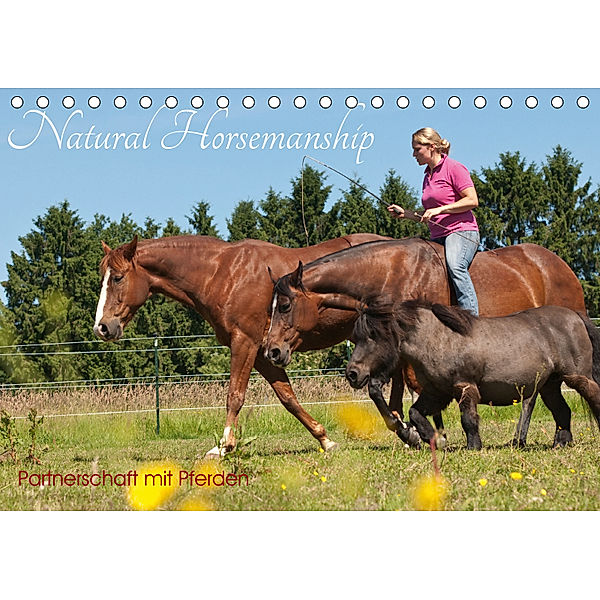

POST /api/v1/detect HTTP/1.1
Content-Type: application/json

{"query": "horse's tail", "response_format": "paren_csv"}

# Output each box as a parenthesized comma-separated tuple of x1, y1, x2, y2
(582, 316, 600, 389)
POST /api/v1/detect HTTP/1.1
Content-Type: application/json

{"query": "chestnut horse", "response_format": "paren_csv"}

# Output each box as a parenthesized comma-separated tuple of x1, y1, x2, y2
(93, 233, 387, 456)
(265, 238, 587, 446)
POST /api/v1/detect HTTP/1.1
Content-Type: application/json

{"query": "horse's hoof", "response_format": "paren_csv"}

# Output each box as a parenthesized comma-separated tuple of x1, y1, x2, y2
(322, 439, 339, 453)
(395, 422, 421, 448)
(204, 445, 226, 459)
(407, 427, 422, 448)
(435, 435, 447, 450)
(552, 431, 573, 448)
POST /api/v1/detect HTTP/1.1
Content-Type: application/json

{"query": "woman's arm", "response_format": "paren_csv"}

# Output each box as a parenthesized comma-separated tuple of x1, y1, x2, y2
(420, 186, 478, 222)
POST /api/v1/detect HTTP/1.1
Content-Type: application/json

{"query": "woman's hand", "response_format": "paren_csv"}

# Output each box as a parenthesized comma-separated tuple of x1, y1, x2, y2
(387, 204, 404, 218)
(421, 188, 479, 222)
(420, 206, 443, 223)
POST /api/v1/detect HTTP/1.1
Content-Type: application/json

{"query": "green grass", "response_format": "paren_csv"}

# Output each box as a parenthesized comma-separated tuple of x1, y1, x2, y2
(1, 390, 599, 510)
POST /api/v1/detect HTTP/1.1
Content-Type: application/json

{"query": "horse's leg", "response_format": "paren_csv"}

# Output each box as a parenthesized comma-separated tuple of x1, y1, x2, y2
(389, 367, 406, 421)
(538, 379, 573, 448)
(205, 334, 258, 458)
(432, 413, 446, 440)
(455, 383, 482, 450)
(368, 380, 421, 447)
(563, 374, 600, 428)
(512, 394, 537, 447)
(408, 392, 442, 449)
(253, 353, 338, 452)
(398, 364, 446, 441)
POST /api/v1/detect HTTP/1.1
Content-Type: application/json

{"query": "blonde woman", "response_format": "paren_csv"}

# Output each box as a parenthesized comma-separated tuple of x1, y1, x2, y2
(388, 127, 480, 314)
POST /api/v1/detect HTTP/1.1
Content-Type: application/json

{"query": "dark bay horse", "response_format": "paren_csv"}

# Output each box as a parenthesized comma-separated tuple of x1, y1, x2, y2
(346, 301, 600, 449)
(93, 233, 387, 456)
(265, 238, 586, 446)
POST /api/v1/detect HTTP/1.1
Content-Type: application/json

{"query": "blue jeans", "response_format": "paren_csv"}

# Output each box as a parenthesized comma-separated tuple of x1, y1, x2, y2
(432, 230, 480, 316)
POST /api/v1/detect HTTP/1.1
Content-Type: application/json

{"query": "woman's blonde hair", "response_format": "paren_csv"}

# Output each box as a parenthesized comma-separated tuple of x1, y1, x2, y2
(412, 127, 451, 155)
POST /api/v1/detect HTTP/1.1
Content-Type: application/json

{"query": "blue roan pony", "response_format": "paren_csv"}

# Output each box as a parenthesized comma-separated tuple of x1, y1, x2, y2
(346, 300, 600, 449)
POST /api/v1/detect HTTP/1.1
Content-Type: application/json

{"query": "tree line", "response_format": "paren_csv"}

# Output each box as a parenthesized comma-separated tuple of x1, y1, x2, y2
(1, 144, 599, 385)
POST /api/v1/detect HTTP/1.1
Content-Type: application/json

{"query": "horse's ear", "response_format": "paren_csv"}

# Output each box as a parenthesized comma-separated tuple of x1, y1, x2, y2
(101, 241, 112, 256)
(268, 266, 277, 285)
(122, 235, 138, 262)
(290, 261, 304, 288)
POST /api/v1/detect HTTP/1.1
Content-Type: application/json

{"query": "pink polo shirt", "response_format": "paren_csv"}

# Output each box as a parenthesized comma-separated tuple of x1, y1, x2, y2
(421, 154, 479, 239)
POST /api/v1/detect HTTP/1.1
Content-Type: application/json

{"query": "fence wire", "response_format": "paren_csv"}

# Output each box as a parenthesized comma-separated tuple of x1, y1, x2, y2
(0, 333, 351, 393)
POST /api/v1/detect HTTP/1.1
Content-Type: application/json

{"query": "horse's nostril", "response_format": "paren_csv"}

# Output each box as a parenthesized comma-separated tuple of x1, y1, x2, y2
(99, 323, 109, 336)
(269, 347, 281, 361)
(346, 369, 357, 383)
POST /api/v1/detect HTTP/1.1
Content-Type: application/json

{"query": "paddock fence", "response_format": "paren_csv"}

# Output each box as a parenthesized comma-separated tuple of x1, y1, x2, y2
(0, 333, 358, 430)
(2, 318, 597, 430)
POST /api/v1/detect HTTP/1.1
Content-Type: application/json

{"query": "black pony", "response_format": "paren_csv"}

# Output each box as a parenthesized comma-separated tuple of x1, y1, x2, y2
(346, 300, 600, 449)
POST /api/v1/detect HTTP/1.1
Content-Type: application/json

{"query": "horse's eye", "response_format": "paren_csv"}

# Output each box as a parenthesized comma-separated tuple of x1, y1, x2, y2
(278, 301, 291, 314)
(113, 274, 124, 283)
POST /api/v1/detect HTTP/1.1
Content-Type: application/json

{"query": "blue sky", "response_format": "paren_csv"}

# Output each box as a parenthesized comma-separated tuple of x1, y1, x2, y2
(0, 87, 598, 302)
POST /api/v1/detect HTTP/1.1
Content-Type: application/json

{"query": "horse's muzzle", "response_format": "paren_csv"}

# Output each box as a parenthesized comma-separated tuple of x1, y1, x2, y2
(265, 344, 291, 367)
(345, 365, 369, 389)
(94, 319, 123, 341)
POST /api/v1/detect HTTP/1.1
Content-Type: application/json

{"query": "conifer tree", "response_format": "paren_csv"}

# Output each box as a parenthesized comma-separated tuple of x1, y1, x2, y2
(288, 166, 332, 246)
(326, 179, 377, 237)
(471, 151, 546, 248)
(258, 188, 296, 247)
(375, 169, 422, 239)
(227, 200, 264, 241)
(187, 201, 220, 237)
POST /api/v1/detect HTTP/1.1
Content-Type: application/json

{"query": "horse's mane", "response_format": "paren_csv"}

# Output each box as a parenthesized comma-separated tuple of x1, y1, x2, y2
(360, 299, 477, 338)
(354, 302, 401, 354)
(358, 298, 430, 336)
(100, 248, 130, 274)
(100, 235, 228, 275)
(431, 304, 476, 336)
(273, 273, 306, 298)
(304, 237, 426, 270)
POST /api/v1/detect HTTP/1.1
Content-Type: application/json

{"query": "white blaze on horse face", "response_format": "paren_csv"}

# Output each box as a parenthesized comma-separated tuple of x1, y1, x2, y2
(94, 268, 111, 329)
(266, 293, 278, 342)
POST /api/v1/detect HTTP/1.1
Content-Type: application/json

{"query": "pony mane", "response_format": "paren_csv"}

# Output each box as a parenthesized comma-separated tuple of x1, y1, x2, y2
(431, 304, 476, 336)
(358, 299, 476, 338)
(354, 303, 400, 351)
(393, 298, 433, 327)
(357, 297, 432, 336)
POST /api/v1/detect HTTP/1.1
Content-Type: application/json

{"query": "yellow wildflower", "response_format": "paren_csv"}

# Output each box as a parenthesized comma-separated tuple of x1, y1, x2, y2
(411, 474, 449, 511)
(281, 483, 287, 491)
(478, 478, 488, 487)
(127, 461, 181, 511)
(510, 472, 523, 481)
(320, 476, 327, 483)
(541, 489, 547, 496)
(335, 403, 382, 440)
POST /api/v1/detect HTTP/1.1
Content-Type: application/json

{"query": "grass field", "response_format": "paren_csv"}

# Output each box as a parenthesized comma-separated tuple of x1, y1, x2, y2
(1, 379, 599, 511)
